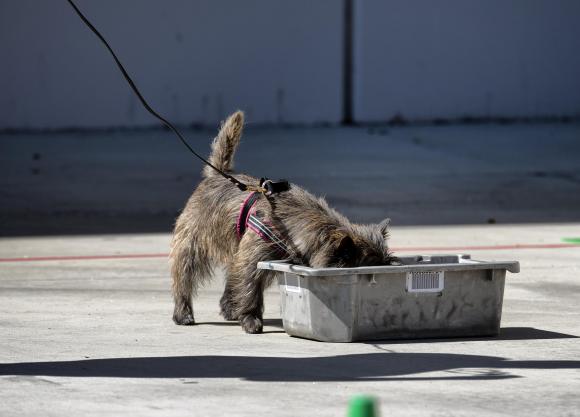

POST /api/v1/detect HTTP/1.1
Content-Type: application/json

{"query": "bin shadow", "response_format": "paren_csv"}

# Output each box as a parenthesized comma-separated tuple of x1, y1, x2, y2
(367, 327, 578, 345)
(1, 352, 579, 382)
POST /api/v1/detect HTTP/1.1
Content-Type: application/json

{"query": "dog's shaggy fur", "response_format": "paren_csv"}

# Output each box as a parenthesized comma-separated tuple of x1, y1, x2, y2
(170, 111, 394, 333)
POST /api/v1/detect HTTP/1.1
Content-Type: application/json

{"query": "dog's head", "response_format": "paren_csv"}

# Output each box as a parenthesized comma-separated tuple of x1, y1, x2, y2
(308, 218, 395, 268)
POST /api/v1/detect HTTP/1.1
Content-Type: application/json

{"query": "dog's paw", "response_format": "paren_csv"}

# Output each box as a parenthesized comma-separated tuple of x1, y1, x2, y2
(240, 315, 263, 334)
(173, 312, 196, 326)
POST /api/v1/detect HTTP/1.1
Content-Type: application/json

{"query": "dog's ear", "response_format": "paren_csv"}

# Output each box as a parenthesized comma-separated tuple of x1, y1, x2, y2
(378, 218, 391, 239)
(332, 233, 358, 267)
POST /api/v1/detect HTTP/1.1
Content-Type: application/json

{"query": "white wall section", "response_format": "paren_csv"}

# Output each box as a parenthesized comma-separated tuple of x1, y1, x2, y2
(354, 0, 580, 122)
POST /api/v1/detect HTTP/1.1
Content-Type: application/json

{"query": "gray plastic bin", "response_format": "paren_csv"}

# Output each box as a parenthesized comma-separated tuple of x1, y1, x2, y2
(257, 254, 519, 342)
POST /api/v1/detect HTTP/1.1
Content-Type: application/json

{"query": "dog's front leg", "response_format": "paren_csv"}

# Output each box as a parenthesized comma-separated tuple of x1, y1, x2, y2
(219, 275, 238, 321)
(236, 268, 271, 334)
(229, 236, 277, 334)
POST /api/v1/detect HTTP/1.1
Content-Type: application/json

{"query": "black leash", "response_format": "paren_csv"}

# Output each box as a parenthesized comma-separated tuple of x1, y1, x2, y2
(66, 0, 291, 194)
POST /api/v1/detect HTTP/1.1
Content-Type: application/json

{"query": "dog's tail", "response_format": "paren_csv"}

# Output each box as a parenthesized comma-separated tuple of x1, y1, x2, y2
(203, 111, 244, 178)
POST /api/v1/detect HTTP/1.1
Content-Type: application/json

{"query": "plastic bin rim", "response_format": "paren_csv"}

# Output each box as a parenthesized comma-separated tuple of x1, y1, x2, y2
(257, 255, 520, 276)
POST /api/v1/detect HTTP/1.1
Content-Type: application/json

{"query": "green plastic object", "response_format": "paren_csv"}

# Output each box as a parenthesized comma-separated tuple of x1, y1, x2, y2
(347, 396, 378, 417)
(562, 237, 580, 244)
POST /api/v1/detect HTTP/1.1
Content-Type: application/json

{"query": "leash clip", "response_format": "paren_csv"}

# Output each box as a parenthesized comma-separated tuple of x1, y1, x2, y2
(242, 178, 291, 195)
(260, 178, 291, 196)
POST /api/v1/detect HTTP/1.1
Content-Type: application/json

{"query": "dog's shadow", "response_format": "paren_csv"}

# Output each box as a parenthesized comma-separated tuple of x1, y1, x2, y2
(196, 318, 285, 334)
(1, 328, 577, 382)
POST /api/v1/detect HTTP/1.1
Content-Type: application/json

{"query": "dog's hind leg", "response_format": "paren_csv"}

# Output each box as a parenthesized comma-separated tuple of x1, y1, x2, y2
(170, 233, 212, 325)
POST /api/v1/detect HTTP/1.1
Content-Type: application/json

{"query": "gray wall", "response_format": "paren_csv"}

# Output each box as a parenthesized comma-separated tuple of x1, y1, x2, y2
(0, 0, 342, 128)
(1, 0, 579, 129)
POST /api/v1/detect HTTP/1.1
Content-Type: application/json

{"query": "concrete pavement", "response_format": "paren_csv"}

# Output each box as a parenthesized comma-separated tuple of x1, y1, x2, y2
(1, 223, 579, 416)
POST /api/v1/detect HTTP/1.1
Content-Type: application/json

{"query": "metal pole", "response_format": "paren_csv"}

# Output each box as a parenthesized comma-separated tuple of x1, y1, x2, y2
(342, 0, 354, 125)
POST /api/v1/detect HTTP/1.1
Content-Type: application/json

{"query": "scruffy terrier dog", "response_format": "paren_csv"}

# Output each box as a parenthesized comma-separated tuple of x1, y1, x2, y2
(171, 111, 394, 334)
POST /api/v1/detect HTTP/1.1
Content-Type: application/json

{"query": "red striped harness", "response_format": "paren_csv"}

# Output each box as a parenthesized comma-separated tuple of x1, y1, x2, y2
(236, 192, 289, 256)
